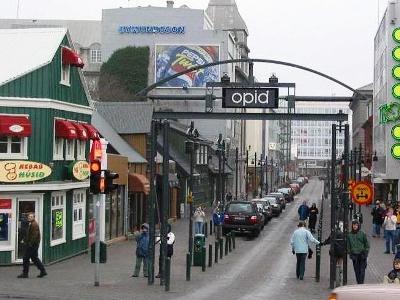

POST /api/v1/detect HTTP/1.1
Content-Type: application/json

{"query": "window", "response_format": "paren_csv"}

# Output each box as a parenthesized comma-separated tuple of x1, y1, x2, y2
(0, 136, 27, 159)
(65, 139, 75, 160)
(72, 190, 86, 240)
(60, 63, 70, 86)
(76, 140, 86, 160)
(53, 137, 64, 160)
(51, 192, 66, 246)
(90, 49, 102, 63)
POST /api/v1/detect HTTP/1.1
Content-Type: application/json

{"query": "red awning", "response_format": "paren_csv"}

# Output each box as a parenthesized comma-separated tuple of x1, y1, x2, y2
(82, 124, 99, 140)
(128, 173, 150, 195)
(0, 115, 32, 137)
(72, 122, 88, 140)
(55, 119, 78, 139)
(62, 47, 84, 68)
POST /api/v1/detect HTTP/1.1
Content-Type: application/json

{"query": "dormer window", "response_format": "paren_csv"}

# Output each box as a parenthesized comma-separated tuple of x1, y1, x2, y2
(60, 46, 84, 86)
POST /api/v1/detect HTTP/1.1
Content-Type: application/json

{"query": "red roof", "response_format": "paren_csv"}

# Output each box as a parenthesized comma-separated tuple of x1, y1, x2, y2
(72, 122, 88, 140)
(55, 119, 78, 139)
(62, 47, 84, 68)
(0, 115, 31, 137)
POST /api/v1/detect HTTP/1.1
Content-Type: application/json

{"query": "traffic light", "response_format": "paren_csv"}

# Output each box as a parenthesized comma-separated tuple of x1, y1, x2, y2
(104, 170, 119, 194)
(90, 160, 102, 194)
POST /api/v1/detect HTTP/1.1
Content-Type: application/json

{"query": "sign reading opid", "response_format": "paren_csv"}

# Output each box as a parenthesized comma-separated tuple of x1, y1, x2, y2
(222, 88, 279, 108)
(0, 161, 52, 183)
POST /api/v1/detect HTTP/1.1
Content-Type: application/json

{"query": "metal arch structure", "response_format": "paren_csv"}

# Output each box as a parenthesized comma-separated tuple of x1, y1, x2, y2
(137, 58, 368, 100)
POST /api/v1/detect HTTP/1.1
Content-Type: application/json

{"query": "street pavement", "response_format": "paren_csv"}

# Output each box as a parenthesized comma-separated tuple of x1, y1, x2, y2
(0, 178, 395, 300)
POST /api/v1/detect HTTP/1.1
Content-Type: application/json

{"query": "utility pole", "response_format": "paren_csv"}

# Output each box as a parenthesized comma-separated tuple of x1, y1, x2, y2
(222, 140, 226, 208)
(254, 152, 257, 197)
(265, 155, 268, 194)
(259, 153, 263, 197)
(235, 147, 239, 200)
(245, 149, 249, 200)
(271, 158, 274, 192)
(330, 124, 337, 290)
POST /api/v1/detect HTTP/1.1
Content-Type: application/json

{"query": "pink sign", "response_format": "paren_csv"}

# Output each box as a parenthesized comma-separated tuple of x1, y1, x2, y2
(88, 219, 96, 246)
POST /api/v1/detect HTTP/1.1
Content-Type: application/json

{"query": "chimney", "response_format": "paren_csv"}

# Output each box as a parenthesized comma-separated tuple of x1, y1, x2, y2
(167, 1, 174, 8)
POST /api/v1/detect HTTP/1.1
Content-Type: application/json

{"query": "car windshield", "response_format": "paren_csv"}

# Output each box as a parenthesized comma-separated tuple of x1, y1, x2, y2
(265, 198, 277, 204)
(227, 203, 253, 213)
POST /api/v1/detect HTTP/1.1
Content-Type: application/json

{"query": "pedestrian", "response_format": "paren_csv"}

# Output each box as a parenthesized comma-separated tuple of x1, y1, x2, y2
(347, 219, 369, 284)
(383, 206, 398, 254)
(298, 201, 310, 223)
(213, 204, 224, 240)
(394, 206, 400, 244)
(17, 213, 47, 279)
(371, 200, 385, 237)
(226, 192, 233, 203)
(155, 224, 175, 278)
(321, 221, 346, 287)
(132, 223, 149, 278)
(308, 203, 319, 233)
(383, 257, 400, 284)
(193, 206, 206, 234)
(290, 221, 320, 280)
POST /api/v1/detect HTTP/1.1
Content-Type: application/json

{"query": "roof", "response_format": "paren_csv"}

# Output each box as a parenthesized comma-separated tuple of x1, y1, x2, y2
(0, 19, 101, 47)
(0, 27, 67, 86)
(356, 83, 373, 91)
(94, 102, 153, 134)
(91, 111, 147, 164)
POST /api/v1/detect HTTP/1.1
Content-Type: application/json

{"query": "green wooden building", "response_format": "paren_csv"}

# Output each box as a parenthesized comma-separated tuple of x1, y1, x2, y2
(0, 28, 96, 265)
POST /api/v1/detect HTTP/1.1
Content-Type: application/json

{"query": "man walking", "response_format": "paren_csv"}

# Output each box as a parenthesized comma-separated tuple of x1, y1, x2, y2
(298, 201, 310, 224)
(371, 200, 384, 237)
(17, 213, 47, 278)
(348, 219, 369, 284)
(290, 221, 320, 280)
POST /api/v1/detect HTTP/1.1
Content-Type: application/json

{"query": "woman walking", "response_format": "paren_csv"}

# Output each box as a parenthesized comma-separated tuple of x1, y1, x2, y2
(308, 203, 319, 233)
(383, 206, 398, 254)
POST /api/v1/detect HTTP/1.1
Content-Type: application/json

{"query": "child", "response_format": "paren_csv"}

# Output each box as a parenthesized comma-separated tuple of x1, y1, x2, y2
(132, 223, 149, 277)
(383, 258, 400, 284)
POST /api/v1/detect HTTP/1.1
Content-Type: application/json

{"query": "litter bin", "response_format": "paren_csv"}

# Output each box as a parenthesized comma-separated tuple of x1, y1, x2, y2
(91, 241, 107, 263)
(193, 234, 205, 266)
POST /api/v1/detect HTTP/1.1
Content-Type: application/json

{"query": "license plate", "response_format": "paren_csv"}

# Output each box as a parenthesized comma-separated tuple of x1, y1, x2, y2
(235, 216, 245, 220)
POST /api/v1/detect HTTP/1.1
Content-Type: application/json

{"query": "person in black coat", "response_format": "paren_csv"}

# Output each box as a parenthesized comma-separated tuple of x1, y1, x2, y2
(308, 203, 319, 233)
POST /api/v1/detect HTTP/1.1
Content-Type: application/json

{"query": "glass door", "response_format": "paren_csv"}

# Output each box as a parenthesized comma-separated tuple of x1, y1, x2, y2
(16, 200, 38, 261)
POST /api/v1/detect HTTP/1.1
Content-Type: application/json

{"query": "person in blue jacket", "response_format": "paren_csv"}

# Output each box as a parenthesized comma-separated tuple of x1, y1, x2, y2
(132, 223, 149, 278)
(213, 204, 224, 239)
(298, 201, 310, 222)
(290, 221, 320, 280)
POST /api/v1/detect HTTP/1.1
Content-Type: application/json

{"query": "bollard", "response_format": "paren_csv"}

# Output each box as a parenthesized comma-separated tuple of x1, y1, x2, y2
(186, 253, 191, 281)
(228, 233, 232, 252)
(210, 220, 213, 236)
(232, 231, 236, 249)
(315, 244, 321, 282)
(215, 241, 219, 263)
(202, 246, 206, 272)
(225, 235, 229, 256)
(208, 244, 213, 268)
(205, 222, 208, 238)
(165, 257, 171, 291)
(219, 238, 223, 259)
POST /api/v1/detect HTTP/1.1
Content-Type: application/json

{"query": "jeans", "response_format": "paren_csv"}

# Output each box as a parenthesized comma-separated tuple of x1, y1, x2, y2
(22, 245, 46, 275)
(195, 222, 204, 234)
(295, 253, 307, 279)
(134, 256, 148, 277)
(385, 229, 396, 253)
(351, 253, 367, 284)
(372, 223, 381, 236)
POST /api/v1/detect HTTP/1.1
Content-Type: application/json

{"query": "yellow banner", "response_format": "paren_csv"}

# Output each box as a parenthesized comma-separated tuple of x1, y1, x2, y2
(0, 161, 52, 183)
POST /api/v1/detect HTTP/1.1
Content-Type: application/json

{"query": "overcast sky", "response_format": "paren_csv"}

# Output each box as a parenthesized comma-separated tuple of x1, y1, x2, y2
(0, 0, 386, 96)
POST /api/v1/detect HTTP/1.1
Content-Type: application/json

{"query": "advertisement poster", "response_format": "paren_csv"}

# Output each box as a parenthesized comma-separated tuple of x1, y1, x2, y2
(155, 45, 220, 88)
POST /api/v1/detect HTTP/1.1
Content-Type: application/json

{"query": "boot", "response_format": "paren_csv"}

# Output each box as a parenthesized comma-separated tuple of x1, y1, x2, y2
(17, 273, 28, 279)
(37, 271, 47, 278)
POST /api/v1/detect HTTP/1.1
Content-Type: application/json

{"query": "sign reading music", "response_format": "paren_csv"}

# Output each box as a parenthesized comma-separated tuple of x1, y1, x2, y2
(222, 88, 279, 108)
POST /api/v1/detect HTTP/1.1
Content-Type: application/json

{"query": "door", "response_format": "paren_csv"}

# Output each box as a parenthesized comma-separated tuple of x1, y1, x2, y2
(16, 198, 39, 261)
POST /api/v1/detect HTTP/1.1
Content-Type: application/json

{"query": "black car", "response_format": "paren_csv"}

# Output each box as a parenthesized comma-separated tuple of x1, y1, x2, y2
(264, 196, 282, 216)
(251, 199, 273, 224)
(267, 193, 286, 210)
(222, 201, 264, 237)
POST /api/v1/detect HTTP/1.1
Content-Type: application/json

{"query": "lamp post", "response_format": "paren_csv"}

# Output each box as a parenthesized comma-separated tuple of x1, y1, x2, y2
(235, 147, 239, 201)
(245, 148, 249, 200)
(270, 158, 274, 192)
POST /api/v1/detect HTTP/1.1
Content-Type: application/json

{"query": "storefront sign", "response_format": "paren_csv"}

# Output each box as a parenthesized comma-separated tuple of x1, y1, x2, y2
(351, 181, 373, 205)
(0, 199, 11, 209)
(379, 101, 400, 124)
(222, 88, 279, 108)
(69, 161, 90, 181)
(119, 25, 185, 34)
(0, 161, 52, 183)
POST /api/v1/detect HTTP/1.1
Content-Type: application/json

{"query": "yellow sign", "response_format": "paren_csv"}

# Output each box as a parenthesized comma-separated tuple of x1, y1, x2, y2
(187, 192, 193, 203)
(0, 161, 52, 183)
(71, 161, 90, 181)
(351, 181, 373, 205)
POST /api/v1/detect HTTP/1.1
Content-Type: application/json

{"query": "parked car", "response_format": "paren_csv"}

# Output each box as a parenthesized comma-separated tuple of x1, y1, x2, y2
(304, 176, 309, 183)
(222, 201, 264, 237)
(289, 183, 301, 194)
(268, 192, 286, 209)
(277, 187, 294, 202)
(329, 284, 400, 300)
(263, 196, 281, 216)
(251, 198, 273, 224)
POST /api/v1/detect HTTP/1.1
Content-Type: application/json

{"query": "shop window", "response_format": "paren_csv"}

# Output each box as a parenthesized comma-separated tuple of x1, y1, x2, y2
(65, 139, 75, 160)
(53, 137, 64, 160)
(72, 190, 86, 240)
(0, 212, 11, 246)
(76, 140, 86, 160)
(0, 136, 27, 159)
(60, 63, 70, 86)
(50, 192, 66, 246)
(90, 49, 102, 63)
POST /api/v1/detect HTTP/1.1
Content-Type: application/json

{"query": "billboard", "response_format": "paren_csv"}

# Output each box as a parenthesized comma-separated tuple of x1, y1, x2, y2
(155, 45, 219, 88)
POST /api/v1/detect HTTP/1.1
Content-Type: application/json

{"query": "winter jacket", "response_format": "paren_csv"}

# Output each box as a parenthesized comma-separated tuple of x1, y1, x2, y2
(383, 215, 398, 231)
(290, 227, 319, 254)
(136, 232, 149, 258)
(388, 269, 400, 281)
(322, 230, 345, 258)
(371, 206, 385, 225)
(347, 230, 369, 255)
(213, 212, 224, 226)
(26, 220, 41, 247)
(193, 210, 205, 223)
(298, 205, 310, 221)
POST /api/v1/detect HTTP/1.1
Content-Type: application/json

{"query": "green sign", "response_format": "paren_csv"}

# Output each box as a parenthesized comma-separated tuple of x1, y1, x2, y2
(55, 211, 63, 228)
(379, 102, 400, 124)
